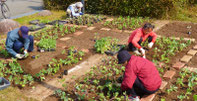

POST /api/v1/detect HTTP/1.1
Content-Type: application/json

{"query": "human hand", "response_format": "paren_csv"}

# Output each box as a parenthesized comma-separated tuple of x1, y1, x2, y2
(139, 48, 145, 56)
(23, 50, 29, 58)
(148, 42, 154, 48)
(15, 54, 24, 59)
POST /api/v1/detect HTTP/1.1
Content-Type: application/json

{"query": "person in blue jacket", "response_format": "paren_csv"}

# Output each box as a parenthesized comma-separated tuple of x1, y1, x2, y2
(66, 2, 84, 18)
(5, 26, 34, 59)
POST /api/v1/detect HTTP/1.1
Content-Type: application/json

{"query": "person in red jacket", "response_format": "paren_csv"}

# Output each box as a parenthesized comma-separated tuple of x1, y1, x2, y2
(128, 23, 157, 58)
(117, 50, 162, 101)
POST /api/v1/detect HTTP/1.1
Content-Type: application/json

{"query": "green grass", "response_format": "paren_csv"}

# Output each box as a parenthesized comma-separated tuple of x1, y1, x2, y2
(168, 5, 197, 22)
(0, 87, 37, 101)
(14, 10, 66, 25)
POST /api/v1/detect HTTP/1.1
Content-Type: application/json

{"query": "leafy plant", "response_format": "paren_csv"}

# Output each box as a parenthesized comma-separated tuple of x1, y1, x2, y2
(37, 36, 56, 50)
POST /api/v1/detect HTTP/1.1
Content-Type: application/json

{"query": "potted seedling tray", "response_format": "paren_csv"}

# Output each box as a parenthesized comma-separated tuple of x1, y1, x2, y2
(0, 77, 10, 90)
(37, 47, 56, 52)
(48, 20, 68, 25)
(29, 24, 46, 31)
(29, 20, 40, 25)
(105, 45, 125, 56)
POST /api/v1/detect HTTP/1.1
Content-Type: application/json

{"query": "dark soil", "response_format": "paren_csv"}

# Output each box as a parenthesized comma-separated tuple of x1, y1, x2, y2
(156, 22, 197, 39)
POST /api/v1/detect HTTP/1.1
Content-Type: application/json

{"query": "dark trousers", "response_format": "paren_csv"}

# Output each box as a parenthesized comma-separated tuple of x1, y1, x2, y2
(127, 77, 158, 97)
(13, 35, 34, 53)
(128, 36, 153, 51)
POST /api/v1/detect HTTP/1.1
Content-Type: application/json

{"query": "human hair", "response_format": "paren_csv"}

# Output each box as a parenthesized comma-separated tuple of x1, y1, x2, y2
(143, 23, 155, 29)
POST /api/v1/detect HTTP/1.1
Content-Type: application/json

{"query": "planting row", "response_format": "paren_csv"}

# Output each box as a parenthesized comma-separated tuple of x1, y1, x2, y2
(0, 46, 85, 87)
(103, 16, 149, 30)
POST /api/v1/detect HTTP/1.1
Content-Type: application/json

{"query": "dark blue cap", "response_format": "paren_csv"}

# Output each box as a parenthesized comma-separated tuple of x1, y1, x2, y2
(20, 26, 29, 38)
(117, 50, 131, 64)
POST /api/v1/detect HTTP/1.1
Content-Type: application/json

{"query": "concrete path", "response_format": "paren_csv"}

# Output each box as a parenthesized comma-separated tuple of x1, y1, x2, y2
(0, 0, 43, 19)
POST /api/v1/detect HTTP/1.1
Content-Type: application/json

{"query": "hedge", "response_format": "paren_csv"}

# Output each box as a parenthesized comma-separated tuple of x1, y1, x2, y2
(43, 0, 196, 18)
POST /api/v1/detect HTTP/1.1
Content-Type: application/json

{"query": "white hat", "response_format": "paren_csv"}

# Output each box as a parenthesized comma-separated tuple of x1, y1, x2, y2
(76, 2, 83, 8)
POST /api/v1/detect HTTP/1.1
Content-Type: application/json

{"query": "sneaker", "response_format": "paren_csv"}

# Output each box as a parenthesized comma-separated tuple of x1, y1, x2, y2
(128, 96, 140, 101)
(134, 50, 141, 55)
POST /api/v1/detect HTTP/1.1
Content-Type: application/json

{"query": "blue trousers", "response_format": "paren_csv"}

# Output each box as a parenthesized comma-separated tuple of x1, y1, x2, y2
(13, 35, 34, 53)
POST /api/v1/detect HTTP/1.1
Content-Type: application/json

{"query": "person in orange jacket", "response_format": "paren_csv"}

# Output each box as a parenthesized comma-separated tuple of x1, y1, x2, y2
(128, 23, 157, 58)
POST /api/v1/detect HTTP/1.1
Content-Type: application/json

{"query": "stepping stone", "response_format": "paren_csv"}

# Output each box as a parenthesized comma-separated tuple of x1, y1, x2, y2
(159, 81, 168, 90)
(100, 28, 111, 31)
(187, 49, 197, 56)
(87, 27, 95, 30)
(180, 55, 192, 63)
(163, 70, 176, 80)
(184, 66, 197, 72)
(193, 45, 197, 50)
(79, 25, 88, 28)
(172, 62, 185, 70)
(60, 37, 71, 41)
(74, 31, 83, 36)
(105, 18, 113, 22)
(141, 94, 156, 101)
(113, 29, 122, 33)
(124, 30, 132, 33)
(184, 38, 195, 42)
(81, 49, 89, 53)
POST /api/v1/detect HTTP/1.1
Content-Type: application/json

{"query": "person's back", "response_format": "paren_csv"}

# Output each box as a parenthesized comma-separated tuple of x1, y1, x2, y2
(66, 2, 83, 18)
(128, 56, 162, 91)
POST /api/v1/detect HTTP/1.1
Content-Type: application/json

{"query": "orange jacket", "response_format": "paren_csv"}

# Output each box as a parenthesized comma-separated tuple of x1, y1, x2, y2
(128, 28, 157, 49)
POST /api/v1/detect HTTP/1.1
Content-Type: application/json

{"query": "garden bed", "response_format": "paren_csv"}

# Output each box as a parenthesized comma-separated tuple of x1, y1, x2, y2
(156, 22, 197, 39)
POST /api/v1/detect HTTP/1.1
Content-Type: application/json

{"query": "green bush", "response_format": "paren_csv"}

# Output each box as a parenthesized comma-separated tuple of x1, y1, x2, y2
(43, 0, 196, 18)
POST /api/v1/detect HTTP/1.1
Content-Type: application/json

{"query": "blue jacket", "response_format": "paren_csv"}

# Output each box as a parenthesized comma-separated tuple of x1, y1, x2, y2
(5, 28, 30, 57)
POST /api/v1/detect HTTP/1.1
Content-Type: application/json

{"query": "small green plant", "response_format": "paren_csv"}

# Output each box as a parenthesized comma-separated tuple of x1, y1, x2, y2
(166, 85, 178, 94)
(37, 36, 56, 50)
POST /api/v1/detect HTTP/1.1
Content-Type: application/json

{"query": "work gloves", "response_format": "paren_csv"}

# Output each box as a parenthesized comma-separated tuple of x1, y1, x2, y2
(148, 42, 154, 48)
(140, 48, 146, 58)
(23, 50, 29, 58)
(15, 50, 29, 59)
(15, 54, 24, 59)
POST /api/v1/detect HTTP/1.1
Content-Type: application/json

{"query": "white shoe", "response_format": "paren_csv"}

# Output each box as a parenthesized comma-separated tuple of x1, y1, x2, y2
(129, 96, 140, 101)
(134, 50, 141, 55)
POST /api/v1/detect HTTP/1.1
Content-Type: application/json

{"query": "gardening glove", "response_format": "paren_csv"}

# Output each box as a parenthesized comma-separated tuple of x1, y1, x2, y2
(148, 42, 154, 48)
(139, 48, 145, 56)
(15, 54, 23, 59)
(23, 50, 29, 58)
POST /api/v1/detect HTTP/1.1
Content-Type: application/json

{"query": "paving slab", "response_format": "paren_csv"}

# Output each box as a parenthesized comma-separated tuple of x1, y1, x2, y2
(141, 94, 156, 101)
(159, 81, 168, 90)
(87, 27, 95, 30)
(193, 45, 197, 50)
(184, 66, 197, 72)
(100, 28, 111, 31)
(180, 55, 193, 63)
(163, 70, 176, 80)
(172, 62, 185, 70)
(187, 49, 197, 56)
(59, 37, 71, 41)
(105, 18, 113, 22)
(124, 30, 132, 33)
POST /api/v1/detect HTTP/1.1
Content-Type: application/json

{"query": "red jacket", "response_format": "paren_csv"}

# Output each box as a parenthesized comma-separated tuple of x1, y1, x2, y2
(128, 28, 157, 49)
(121, 55, 162, 91)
